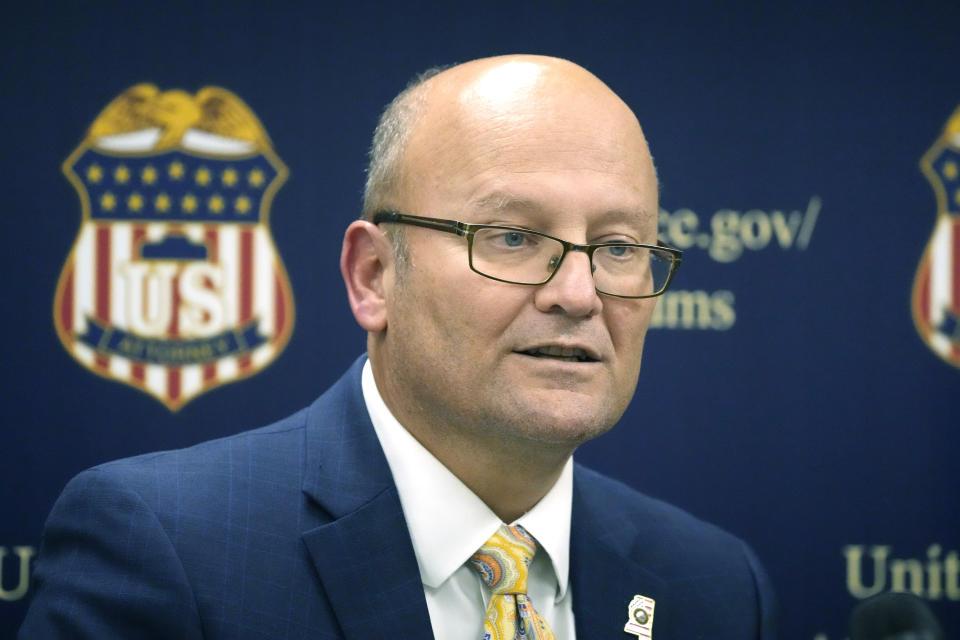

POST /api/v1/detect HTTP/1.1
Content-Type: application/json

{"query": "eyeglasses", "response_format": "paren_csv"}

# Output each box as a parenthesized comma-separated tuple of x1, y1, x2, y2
(373, 211, 682, 299)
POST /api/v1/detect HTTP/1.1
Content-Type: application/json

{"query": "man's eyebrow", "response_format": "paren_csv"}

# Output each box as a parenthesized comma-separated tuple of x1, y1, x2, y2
(473, 193, 654, 225)
(473, 193, 541, 212)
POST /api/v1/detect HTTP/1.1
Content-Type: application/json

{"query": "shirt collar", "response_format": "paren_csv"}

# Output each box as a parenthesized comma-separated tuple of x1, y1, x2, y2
(361, 358, 572, 601)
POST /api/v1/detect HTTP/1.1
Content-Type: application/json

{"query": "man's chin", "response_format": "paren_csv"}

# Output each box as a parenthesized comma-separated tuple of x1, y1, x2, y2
(499, 398, 620, 447)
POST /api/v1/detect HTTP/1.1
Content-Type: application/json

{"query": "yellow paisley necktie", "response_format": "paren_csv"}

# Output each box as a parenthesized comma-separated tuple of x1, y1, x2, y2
(468, 524, 557, 640)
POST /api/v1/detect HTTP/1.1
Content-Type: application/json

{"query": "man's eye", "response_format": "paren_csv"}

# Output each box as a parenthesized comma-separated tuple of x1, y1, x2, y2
(503, 232, 526, 247)
(602, 245, 636, 258)
(476, 228, 541, 253)
(487, 230, 536, 248)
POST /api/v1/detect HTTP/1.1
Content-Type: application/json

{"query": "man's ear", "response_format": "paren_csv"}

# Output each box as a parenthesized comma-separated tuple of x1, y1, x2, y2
(340, 220, 393, 331)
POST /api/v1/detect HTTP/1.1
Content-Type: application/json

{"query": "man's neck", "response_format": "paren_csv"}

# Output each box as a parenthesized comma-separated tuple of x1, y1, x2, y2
(368, 362, 574, 523)
(406, 426, 573, 523)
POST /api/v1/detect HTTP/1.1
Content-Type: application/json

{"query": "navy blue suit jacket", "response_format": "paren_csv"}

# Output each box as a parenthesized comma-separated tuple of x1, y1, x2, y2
(21, 357, 777, 639)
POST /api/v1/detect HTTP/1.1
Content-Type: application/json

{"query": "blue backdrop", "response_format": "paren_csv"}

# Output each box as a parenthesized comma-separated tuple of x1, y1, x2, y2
(2, 2, 958, 638)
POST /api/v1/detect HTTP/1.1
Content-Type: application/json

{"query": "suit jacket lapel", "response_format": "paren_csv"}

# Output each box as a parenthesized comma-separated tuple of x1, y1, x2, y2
(301, 487, 431, 639)
(571, 465, 672, 640)
(300, 358, 433, 639)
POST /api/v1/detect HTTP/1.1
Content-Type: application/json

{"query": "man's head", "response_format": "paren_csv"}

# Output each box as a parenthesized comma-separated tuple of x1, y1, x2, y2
(342, 55, 659, 464)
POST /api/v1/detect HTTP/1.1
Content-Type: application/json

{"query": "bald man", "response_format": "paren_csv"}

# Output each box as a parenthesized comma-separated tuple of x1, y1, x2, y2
(21, 56, 777, 640)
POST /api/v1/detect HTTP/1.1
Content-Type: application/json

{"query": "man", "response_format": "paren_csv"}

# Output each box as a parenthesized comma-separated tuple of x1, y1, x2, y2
(21, 55, 777, 639)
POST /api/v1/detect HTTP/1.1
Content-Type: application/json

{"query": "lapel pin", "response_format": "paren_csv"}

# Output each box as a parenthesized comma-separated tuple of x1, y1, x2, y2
(623, 594, 655, 638)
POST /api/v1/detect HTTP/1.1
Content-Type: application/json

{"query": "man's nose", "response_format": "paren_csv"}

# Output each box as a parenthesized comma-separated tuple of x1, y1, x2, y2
(533, 250, 603, 317)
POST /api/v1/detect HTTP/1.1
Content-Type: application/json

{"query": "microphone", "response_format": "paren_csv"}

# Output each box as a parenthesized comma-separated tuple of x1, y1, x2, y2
(848, 592, 945, 640)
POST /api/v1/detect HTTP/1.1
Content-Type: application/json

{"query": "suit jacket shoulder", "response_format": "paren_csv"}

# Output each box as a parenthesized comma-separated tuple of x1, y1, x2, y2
(570, 464, 778, 640)
(20, 357, 431, 640)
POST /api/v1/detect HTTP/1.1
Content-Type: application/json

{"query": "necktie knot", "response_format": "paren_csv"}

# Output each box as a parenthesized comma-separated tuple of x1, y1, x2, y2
(468, 524, 555, 639)
(469, 524, 537, 595)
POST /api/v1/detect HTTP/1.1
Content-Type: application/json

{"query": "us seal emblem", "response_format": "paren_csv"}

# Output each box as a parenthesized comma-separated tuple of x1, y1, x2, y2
(53, 85, 294, 410)
(913, 104, 960, 369)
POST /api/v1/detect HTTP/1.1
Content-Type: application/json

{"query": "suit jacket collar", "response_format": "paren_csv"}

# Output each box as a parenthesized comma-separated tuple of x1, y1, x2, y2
(301, 356, 393, 515)
(571, 464, 671, 640)
(299, 356, 433, 639)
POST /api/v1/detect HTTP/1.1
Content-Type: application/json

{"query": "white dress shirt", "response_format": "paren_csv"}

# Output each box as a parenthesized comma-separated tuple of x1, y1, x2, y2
(361, 360, 576, 639)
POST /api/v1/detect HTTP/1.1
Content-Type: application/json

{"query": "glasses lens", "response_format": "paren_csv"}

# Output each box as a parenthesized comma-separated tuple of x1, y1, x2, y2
(470, 227, 564, 284)
(470, 227, 676, 297)
(592, 245, 674, 297)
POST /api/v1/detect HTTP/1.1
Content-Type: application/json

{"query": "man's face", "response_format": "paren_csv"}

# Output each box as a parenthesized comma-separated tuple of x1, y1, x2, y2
(375, 61, 659, 452)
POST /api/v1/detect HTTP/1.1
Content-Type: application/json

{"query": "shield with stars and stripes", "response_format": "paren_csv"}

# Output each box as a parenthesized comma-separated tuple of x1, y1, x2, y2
(53, 85, 294, 410)
(912, 107, 960, 369)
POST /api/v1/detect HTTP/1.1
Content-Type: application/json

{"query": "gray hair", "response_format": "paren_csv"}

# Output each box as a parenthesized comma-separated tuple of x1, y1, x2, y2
(362, 66, 449, 218)
(361, 66, 452, 271)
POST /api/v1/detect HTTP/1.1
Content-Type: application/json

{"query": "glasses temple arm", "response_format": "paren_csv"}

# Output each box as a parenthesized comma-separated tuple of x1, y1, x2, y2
(373, 211, 466, 236)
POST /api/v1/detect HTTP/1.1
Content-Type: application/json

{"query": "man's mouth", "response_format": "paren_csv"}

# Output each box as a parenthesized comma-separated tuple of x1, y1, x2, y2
(516, 345, 599, 363)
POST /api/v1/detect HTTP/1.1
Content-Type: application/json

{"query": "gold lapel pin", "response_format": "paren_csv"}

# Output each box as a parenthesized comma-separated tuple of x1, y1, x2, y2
(624, 594, 656, 638)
